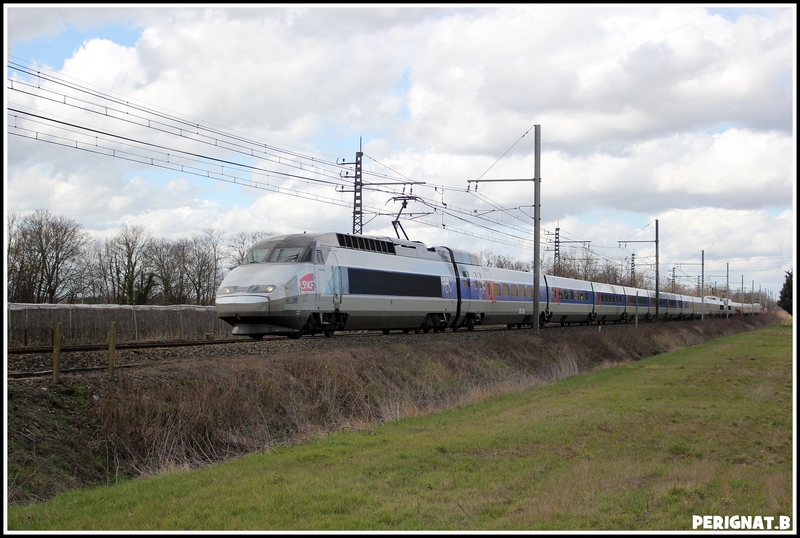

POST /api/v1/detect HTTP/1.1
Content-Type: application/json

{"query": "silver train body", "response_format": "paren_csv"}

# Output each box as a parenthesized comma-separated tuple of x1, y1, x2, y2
(215, 232, 760, 339)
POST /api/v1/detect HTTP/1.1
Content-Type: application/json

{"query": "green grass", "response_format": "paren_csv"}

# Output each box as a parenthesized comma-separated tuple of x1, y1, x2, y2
(7, 323, 793, 531)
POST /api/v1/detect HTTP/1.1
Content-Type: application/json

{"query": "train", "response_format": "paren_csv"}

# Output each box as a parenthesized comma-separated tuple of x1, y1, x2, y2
(214, 232, 762, 339)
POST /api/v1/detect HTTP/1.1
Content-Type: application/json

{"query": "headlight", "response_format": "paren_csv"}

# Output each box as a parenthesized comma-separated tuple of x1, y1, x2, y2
(218, 286, 238, 294)
(246, 285, 277, 293)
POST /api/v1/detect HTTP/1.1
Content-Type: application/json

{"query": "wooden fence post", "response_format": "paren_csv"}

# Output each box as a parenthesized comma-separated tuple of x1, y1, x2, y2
(108, 321, 117, 378)
(52, 323, 61, 384)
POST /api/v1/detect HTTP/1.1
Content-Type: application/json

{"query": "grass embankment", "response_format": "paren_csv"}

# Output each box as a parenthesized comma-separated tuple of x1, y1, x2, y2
(7, 318, 793, 531)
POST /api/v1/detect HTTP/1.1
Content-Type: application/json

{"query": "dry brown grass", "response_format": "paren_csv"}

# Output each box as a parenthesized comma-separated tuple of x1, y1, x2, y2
(90, 314, 780, 482)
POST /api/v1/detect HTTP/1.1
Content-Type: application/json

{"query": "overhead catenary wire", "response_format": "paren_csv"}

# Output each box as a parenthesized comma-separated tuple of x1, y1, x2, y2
(8, 60, 542, 249)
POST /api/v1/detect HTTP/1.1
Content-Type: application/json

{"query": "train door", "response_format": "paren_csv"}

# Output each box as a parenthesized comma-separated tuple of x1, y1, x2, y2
(316, 266, 330, 307)
(331, 254, 343, 309)
(316, 252, 343, 308)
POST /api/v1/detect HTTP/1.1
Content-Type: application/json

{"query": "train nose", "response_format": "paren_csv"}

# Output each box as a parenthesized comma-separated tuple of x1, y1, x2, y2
(215, 265, 298, 317)
(215, 290, 276, 318)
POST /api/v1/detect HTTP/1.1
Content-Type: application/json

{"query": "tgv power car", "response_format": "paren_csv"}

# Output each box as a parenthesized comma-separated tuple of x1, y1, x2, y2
(215, 232, 756, 339)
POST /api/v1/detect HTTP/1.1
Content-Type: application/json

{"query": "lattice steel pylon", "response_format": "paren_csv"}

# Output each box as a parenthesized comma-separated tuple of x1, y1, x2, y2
(352, 151, 363, 235)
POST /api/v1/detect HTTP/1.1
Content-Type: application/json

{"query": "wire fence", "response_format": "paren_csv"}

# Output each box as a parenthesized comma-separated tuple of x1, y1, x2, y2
(6, 303, 231, 348)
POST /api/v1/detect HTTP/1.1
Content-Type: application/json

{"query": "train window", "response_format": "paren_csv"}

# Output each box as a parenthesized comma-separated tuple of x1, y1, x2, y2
(268, 247, 306, 263)
(316, 250, 324, 263)
(245, 248, 271, 264)
(494, 283, 501, 296)
(511, 285, 518, 297)
(463, 270, 469, 277)
(520, 286, 526, 298)
(464, 280, 470, 288)
(502, 284, 510, 296)
(569, 290, 574, 300)
(527, 286, 533, 297)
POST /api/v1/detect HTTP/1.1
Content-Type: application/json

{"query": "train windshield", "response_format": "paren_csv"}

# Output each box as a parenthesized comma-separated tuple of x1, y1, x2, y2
(243, 234, 316, 264)
(268, 247, 305, 263)
(245, 248, 271, 264)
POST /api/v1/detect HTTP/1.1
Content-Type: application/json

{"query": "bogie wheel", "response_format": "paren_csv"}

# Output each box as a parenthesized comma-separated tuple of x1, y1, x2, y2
(402, 329, 410, 334)
(324, 330, 334, 338)
(250, 335, 264, 341)
(382, 329, 390, 335)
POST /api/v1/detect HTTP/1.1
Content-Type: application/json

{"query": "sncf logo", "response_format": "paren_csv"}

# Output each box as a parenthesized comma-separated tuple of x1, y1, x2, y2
(300, 273, 315, 293)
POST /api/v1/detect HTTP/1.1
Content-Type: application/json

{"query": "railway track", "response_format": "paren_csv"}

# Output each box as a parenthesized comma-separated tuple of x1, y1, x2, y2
(6, 321, 638, 379)
(6, 322, 546, 356)
(7, 338, 249, 355)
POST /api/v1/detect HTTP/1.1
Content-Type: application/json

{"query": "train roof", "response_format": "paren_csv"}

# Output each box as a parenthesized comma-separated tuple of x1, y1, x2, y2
(248, 232, 481, 265)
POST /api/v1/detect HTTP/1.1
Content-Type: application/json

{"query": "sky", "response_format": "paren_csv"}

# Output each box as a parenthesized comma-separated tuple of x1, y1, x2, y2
(4, 4, 796, 300)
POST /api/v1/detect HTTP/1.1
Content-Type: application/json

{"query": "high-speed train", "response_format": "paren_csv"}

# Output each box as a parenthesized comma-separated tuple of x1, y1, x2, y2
(215, 232, 760, 339)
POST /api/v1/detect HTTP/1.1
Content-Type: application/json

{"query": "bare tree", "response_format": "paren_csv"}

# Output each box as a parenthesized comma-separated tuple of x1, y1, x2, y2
(202, 228, 227, 298)
(596, 258, 623, 285)
(7, 211, 36, 302)
(576, 248, 599, 282)
(117, 225, 155, 304)
(185, 232, 216, 305)
(147, 237, 191, 304)
(6, 210, 90, 303)
(85, 225, 155, 304)
(556, 251, 580, 280)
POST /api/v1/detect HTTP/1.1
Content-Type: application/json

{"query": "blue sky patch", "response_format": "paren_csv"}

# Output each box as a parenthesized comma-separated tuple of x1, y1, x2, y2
(706, 7, 788, 22)
(9, 23, 143, 71)
(705, 122, 737, 136)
